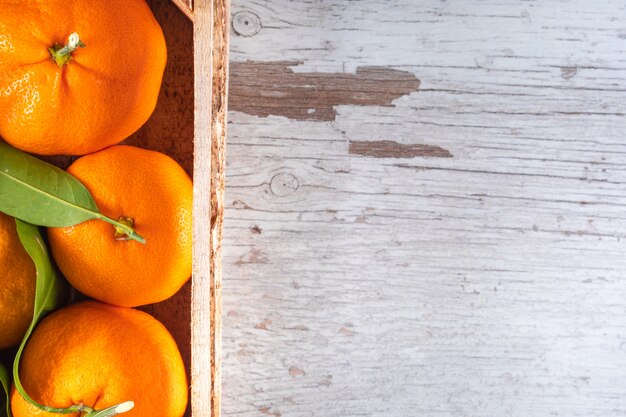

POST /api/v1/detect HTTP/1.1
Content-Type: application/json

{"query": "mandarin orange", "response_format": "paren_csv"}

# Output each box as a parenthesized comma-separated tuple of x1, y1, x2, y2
(10, 301, 188, 417)
(0, 0, 166, 155)
(47, 145, 192, 307)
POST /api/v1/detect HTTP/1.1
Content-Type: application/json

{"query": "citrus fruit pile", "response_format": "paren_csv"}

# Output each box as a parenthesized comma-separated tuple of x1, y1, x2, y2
(0, 1, 192, 417)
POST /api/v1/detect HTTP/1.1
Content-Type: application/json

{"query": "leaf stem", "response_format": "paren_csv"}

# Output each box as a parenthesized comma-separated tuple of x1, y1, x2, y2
(96, 214, 146, 244)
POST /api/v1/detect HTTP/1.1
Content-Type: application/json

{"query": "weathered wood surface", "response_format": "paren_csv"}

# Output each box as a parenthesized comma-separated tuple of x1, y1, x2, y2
(192, 0, 228, 417)
(222, 0, 626, 416)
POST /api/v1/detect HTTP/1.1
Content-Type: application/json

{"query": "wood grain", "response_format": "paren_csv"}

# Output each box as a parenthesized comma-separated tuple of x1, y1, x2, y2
(209, 0, 229, 416)
(192, 1, 228, 417)
(191, 0, 213, 416)
(223, 1, 626, 416)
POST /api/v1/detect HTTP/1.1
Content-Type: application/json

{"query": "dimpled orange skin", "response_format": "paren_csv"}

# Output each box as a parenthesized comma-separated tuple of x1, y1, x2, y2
(10, 301, 188, 417)
(47, 145, 192, 307)
(0, 0, 166, 156)
(0, 212, 35, 349)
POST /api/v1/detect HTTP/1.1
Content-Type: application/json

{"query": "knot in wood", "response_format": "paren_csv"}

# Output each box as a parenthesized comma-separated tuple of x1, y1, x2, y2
(232, 10, 261, 37)
(270, 172, 299, 196)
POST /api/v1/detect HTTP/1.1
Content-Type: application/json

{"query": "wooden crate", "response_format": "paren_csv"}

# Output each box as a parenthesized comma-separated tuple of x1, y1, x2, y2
(119, 1, 228, 416)
(44, 0, 225, 414)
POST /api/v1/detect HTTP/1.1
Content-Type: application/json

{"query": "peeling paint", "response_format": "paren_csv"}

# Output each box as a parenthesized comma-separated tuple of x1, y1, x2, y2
(230, 61, 420, 121)
(259, 406, 282, 417)
(289, 324, 310, 331)
(255, 319, 272, 330)
(235, 248, 269, 266)
(349, 140, 452, 158)
(289, 366, 306, 377)
(319, 375, 333, 387)
(339, 326, 355, 336)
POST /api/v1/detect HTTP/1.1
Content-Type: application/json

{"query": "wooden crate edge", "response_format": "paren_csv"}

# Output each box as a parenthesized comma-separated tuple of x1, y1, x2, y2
(171, 0, 194, 21)
(191, 0, 229, 416)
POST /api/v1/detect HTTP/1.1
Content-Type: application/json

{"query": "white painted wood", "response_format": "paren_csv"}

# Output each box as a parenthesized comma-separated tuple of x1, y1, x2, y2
(223, 1, 626, 416)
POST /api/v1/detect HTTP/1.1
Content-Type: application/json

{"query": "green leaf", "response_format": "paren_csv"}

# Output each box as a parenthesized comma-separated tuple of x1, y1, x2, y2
(13, 220, 67, 413)
(14, 220, 66, 322)
(0, 141, 145, 243)
(0, 141, 97, 227)
(0, 362, 11, 417)
(12, 220, 73, 414)
(12, 220, 133, 417)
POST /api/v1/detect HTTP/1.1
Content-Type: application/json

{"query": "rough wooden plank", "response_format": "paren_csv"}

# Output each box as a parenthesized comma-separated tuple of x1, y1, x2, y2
(192, 0, 228, 416)
(208, 0, 229, 416)
(223, 1, 626, 416)
(191, 0, 213, 412)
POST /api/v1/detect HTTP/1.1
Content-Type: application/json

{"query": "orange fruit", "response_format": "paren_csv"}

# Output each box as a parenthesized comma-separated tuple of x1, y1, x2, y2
(48, 145, 192, 307)
(0, 212, 35, 349)
(0, 0, 166, 155)
(10, 300, 188, 417)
